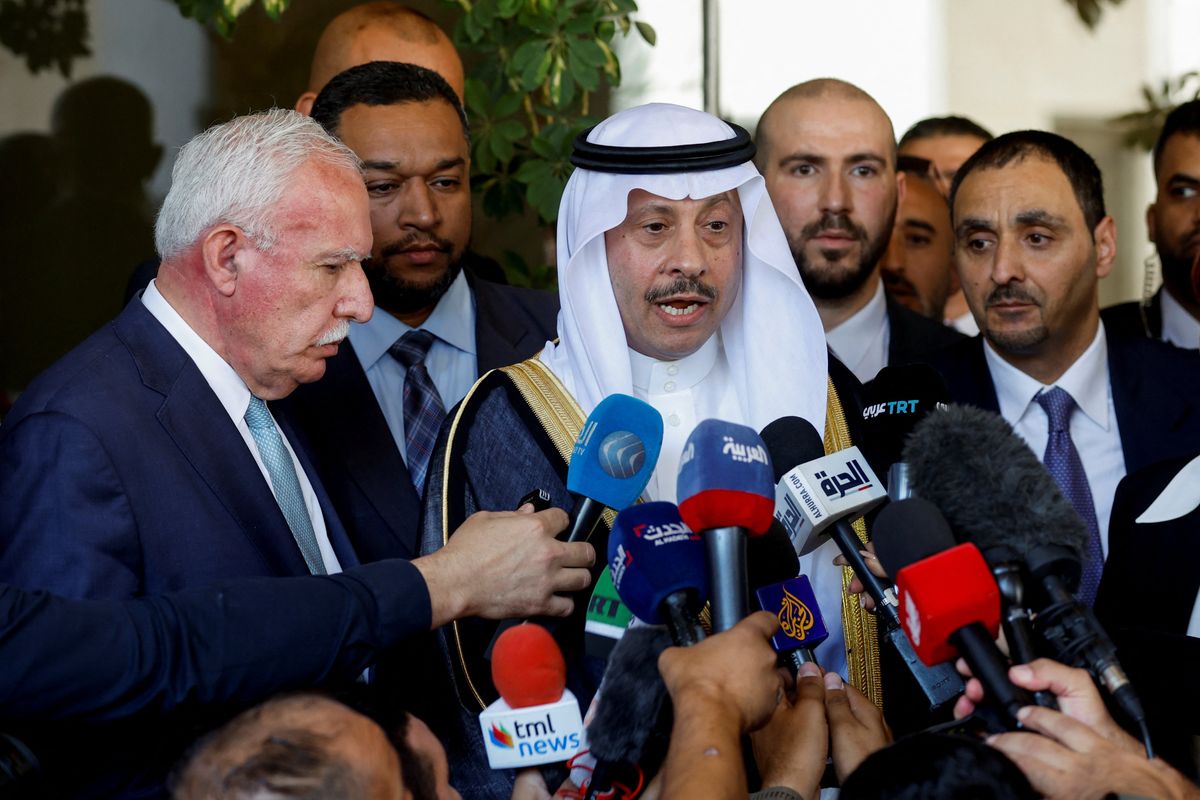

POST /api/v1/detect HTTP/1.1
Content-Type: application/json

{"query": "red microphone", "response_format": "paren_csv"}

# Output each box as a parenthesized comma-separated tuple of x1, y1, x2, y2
(676, 420, 776, 632)
(891, 542, 1034, 729)
(480, 624, 584, 768)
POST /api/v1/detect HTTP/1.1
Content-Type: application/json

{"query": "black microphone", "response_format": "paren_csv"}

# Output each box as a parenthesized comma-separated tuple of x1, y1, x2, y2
(904, 405, 1148, 734)
(760, 416, 963, 712)
(859, 363, 950, 498)
(873, 499, 1037, 731)
(746, 519, 801, 604)
(583, 626, 674, 800)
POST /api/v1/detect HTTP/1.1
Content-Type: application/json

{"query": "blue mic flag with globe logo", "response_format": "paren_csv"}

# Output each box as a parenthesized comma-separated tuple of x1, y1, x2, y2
(568, 394, 664, 510)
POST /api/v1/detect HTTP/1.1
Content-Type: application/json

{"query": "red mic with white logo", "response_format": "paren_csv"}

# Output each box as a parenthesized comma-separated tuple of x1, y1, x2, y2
(479, 624, 585, 768)
(676, 419, 775, 633)
(874, 499, 1036, 730)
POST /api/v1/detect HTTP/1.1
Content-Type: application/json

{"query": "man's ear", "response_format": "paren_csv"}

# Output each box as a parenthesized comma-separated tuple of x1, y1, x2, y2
(295, 92, 317, 116)
(1145, 202, 1157, 245)
(200, 225, 247, 297)
(1093, 216, 1118, 279)
(895, 169, 907, 207)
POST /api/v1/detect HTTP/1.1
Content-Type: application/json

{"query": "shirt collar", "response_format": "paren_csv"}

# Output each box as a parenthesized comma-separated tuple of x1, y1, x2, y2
(825, 280, 887, 368)
(349, 268, 477, 370)
(1161, 287, 1200, 349)
(629, 333, 720, 395)
(983, 322, 1110, 430)
(141, 279, 253, 420)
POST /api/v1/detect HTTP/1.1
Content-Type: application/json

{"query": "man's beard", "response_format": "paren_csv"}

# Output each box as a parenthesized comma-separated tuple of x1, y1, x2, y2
(363, 233, 465, 316)
(1157, 226, 1200, 303)
(982, 283, 1047, 354)
(793, 210, 892, 301)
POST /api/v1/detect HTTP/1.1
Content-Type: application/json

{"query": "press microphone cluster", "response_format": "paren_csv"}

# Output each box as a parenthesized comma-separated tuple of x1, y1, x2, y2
(902, 404, 1151, 751)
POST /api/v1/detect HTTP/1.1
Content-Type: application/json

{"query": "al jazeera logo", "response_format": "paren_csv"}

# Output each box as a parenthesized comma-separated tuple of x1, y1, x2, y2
(777, 585, 815, 642)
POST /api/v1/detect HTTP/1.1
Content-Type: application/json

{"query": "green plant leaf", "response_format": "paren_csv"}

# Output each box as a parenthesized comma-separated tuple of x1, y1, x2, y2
(465, 78, 491, 115)
(572, 37, 606, 67)
(494, 119, 527, 142)
(635, 20, 656, 45)
(497, 0, 522, 17)
(494, 91, 523, 118)
(511, 39, 545, 73)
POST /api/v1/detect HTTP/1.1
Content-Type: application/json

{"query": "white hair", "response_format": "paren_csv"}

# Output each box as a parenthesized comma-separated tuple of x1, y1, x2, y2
(154, 108, 361, 260)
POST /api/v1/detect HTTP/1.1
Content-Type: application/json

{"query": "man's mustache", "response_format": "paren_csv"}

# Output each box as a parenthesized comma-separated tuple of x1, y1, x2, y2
(645, 276, 718, 304)
(986, 284, 1039, 307)
(801, 211, 868, 243)
(377, 232, 454, 259)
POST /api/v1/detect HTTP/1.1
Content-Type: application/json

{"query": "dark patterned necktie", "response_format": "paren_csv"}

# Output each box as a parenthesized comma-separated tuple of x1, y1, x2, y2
(1035, 386, 1104, 605)
(389, 329, 446, 494)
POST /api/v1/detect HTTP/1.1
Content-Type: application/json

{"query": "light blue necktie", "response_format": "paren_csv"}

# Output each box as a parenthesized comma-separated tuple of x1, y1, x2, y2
(1035, 387, 1103, 605)
(244, 396, 327, 575)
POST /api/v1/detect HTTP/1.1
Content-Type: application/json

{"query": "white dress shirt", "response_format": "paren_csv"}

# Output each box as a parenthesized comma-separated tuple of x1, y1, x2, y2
(826, 280, 890, 384)
(141, 280, 342, 574)
(949, 310, 980, 336)
(1161, 287, 1200, 350)
(628, 335, 741, 504)
(349, 269, 478, 462)
(1132, 453, 1200, 637)
(983, 324, 1126, 556)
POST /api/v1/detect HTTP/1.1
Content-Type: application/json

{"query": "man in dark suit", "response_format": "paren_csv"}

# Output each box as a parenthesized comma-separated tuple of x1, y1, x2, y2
(282, 61, 558, 563)
(0, 109, 588, 796)
(930, 130, 1200, 606)
(1095, 455, 1200, 777)
(755, 78, 964, 385)
(1102, 100, 1200, 348)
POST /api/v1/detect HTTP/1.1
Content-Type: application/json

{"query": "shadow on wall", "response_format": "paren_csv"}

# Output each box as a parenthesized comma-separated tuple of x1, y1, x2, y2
(1, 75, 161, 400)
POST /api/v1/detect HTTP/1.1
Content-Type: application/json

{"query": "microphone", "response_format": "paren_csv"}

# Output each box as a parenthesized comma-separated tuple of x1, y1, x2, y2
(608, 502, 709, 646)
(904, 405, 1147, 731)
(746, 519, 801, 605)
(677, 419, 776, 633)
(759, 417, 891, 609)
(858, 364, 949, 501)
(761, 416, 963, 711)
(872, 503, 1035, 731)
(582, 626, 674, 800)
(479, 624, 585, 769)
(565, 394, 664, 544)
(755, 574, 829, 673)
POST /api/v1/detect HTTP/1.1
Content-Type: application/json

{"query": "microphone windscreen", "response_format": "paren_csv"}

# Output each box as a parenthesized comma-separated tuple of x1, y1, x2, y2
(872, 497, 957, 577)
(586, 625, 673, 763)
(491, 623, 567, 708)
(759, 416, 826, 482)
(755, 574, 830, 652)
(859, 364, 950, 469)
(677, 419, 775, 535)
(903, 405, 1090, 563)
(609, 503, 709, 625)
(747, 519, 800, 590)
(568, 394, 664, 510)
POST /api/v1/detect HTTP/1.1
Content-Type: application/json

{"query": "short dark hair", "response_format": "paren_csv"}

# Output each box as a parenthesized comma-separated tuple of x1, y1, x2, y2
(1153, 99, 1200, 178)
(310, 60, 469, 146)
(949, 129, 1106, 232)
(839, 734, 1038, 800)
(899, 116, 994, 150)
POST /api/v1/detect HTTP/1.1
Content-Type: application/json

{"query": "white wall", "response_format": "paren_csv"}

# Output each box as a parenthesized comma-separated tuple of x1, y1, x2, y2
(0, 0, 209, 202)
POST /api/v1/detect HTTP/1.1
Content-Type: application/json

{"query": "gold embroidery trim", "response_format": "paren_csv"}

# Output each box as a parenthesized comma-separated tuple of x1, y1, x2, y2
(824, 376, 883, 709)
(442, 357, 602, 711)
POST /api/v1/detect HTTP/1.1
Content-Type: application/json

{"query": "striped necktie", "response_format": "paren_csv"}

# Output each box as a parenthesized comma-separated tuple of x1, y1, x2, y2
(389, 329, 447, 493)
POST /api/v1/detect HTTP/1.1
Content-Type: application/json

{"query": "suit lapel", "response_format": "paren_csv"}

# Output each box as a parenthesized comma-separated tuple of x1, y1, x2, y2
(1107, 333, 1191, 474)
(116, 302, 312, 577)
(472, 276, 540, 373)
(278, 410, 359, 569)
(310, 345, 422, 556)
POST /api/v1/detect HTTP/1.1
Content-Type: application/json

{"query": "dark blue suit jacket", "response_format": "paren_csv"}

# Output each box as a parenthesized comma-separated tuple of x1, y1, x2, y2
(0, 299, 363, 600)
(925, 330, 1200, 475)
(279, 274, 559, 563)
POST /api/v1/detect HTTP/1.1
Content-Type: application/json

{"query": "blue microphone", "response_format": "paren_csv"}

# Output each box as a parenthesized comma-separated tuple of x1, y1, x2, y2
(677, 419, 775, 632)
(565, 394, 664, 543)
(608, 503, 708, 646)
(755, 574, 830, 673)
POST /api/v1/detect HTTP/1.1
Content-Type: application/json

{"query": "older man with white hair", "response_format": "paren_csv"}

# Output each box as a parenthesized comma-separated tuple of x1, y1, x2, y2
(0, 108, 590, 797)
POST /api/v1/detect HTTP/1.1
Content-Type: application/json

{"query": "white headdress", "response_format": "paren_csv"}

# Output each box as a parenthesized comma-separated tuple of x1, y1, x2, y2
(541, 102, 828, 438)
